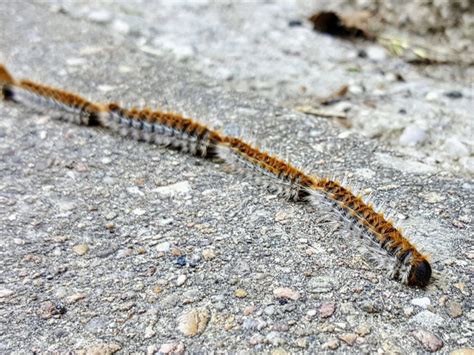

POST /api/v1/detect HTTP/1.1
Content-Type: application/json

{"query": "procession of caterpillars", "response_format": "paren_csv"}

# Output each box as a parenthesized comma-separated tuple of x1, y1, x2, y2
(0, 64, 432, 287)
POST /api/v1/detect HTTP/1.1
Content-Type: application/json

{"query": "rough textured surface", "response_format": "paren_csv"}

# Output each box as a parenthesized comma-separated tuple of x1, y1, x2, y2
(0, 2, 472, 353)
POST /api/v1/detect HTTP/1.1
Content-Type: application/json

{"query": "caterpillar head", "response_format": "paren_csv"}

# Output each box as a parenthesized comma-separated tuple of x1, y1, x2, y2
(407, 259, 432, 287)
(0, 64, 16, 100)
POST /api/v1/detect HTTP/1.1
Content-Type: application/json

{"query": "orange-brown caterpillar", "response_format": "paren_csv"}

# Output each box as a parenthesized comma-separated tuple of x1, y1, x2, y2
(0, 64, 431, 287)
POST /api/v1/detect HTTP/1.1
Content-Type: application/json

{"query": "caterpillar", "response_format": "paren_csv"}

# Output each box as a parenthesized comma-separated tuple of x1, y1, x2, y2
(0, 64, 432, 287)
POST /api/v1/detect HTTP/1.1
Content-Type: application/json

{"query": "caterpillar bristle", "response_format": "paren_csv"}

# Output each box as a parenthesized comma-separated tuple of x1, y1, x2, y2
(1, 67, 433, 288)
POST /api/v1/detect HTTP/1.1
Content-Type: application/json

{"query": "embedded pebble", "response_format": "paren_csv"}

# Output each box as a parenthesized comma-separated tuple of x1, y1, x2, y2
(154, 181, 190, 197)
(273, 287, 300, 301)
(411, 297, 431, 308)
(410, 310, 444, 327)
(202, 248, 216, 260)
(0, 289, 14, 299)
(322, 339, 339, 350)
(177, 308, 209, 337)
(77, 343, 121, 355)
(296, 337, 309, 348)
(319, 302, 336, 318)
(144, 325, 155, 339)
(72, 244, 89, 256)
(111, 19, 130, 34)
(235, 289, 248, 298)
(88, 9, 112, 24)
(399, 125, 427, 146)
(355, 325, 371, 336)
(366, 45, 387, 61)
(446, 301, 463, 318)
(156, 242, 171, 253)
(176, 274, 187, 286)
(339, 333, 358, 346)
(412, 330, 443, 352)
(307, 277, 333, 293)
(65, 292, 86, 304)
(450, 349, 474, 355)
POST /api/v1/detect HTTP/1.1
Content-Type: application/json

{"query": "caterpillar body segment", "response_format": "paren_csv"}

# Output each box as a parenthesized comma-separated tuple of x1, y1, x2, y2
(104, 103, 223, 157)
(0, 63, 432, 288)
(216, 137, 314, 201)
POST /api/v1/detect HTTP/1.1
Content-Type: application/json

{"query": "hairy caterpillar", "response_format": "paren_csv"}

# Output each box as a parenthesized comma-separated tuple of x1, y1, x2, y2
(0, 64, 432, 287)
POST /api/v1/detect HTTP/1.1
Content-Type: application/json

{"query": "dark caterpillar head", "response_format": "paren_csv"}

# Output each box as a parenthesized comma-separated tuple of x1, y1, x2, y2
(407, 259, 432, 287)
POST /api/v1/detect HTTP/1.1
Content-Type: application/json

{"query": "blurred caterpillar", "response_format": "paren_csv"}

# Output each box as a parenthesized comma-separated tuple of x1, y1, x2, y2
(0, 64, 431, 287)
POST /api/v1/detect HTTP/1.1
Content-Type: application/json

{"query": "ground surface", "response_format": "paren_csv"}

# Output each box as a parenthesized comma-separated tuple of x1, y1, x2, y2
(0, 1, 472, 354)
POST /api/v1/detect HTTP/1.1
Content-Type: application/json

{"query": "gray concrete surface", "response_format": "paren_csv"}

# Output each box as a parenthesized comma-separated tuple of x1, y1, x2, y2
(0, 2, 472, 353)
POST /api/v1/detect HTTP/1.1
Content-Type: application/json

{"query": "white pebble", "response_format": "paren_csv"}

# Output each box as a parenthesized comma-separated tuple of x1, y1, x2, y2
(111, 19, 130, 34)
(366, 45, 387, 61)
(176, 274, 187, 286)
(399, 125, 426, 146)
(154, 181, 191, 197)
(156, 242, 171, 253)
(273, 287, 300, 300)
(88, 9, 112, 24)
(411, 297, 431, 308)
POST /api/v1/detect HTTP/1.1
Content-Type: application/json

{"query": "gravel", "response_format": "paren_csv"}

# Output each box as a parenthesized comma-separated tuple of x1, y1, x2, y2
(0, 1, 472, 354)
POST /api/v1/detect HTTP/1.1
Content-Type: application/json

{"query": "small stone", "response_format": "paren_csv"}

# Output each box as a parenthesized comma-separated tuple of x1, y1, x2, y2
(425, 91, 439, 101)
(105, 212, 117, 220)
(339, 333, 358, 346)
(412, 330, 443, 352)
(366, 45, 387, 61)
(399, 125, 427, 146)
(273, 287, 300, 301)
(275, 210, 290, 223)
(411, 297, 431, 308)
(132, 208, 146, 216)
(296, 337, 309, 348)
(176, 256, 187, 267)
(111, 19, 130, 34)
(73, 244, 89, 256)
(410, 310, 444, 327)
(271, 347, 288, 355)
(306, 309, 317, 317)
(152, 286, 162, 295)
(322, 339, 339, 350)
(319, 302, 336, 318)
(450, 349, 474, 355)
(0, 289, 14, 299)
(101, 157, 112, 165)
(356, 325, 371, 336)
(88, 9, 112, 24)
(158, 343, 177, 354)
(444, 90, 463, 99)
(177, 308, 209, 337)
(156, 242, 171, 253)
(66, 57, 86, 66)
(38, 301, 66, 319)
(243, 305, 256, 316)
(154, 181, 190, 197)
(176, 274, 187, 287)
(264, 305, 275, 315)
(144, 325, 155, 339)
(307, 277, 333, 293)
(235, 289, 248, 298)
(65, 292, 86, 304)
(77, 343, 121, 355)
(202, 248, 216, 260)
(446, 301, 463, 318)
